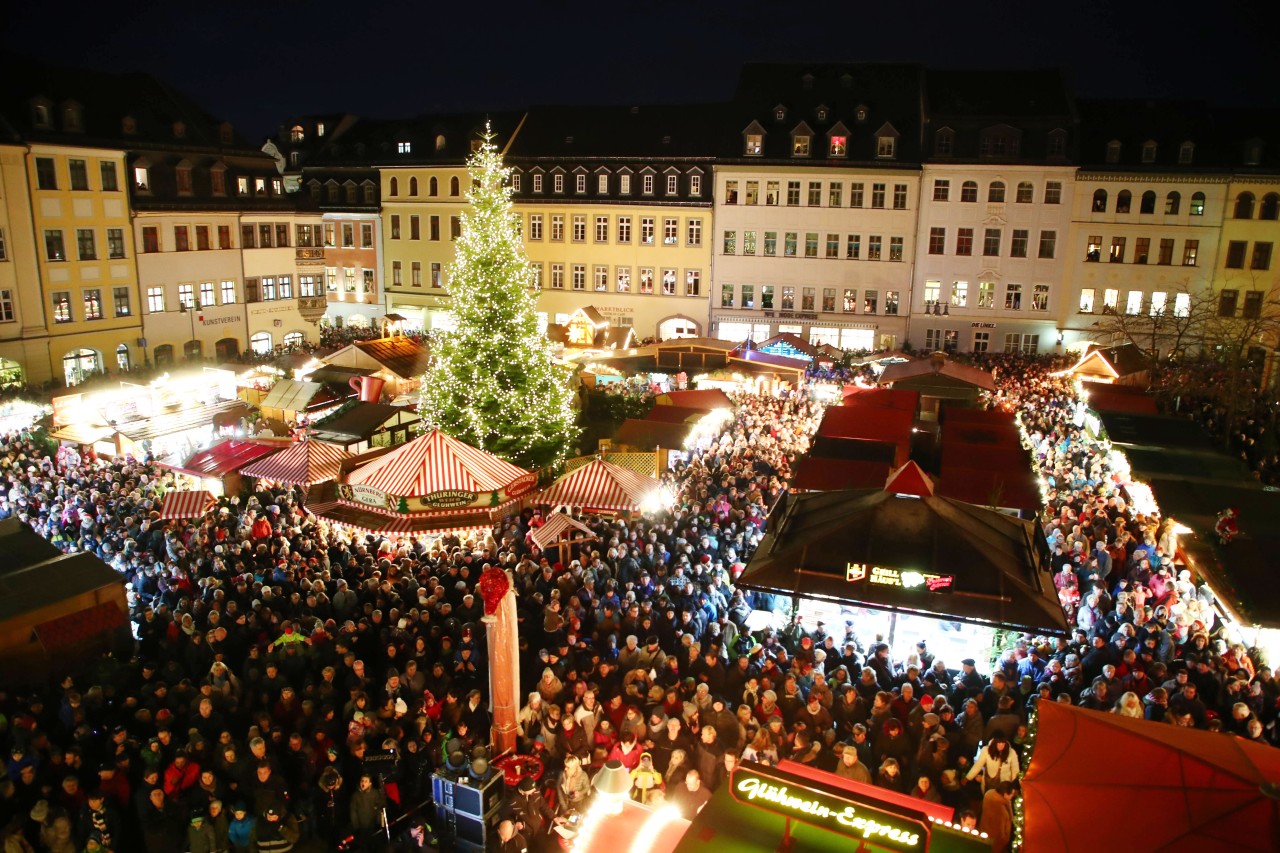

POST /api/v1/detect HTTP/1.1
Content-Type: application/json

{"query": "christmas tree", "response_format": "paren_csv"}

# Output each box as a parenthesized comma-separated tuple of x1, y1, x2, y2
(418, 127, 579, 468)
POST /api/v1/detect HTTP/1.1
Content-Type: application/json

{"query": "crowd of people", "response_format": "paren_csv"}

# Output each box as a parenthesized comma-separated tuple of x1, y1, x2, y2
(0, 355, 1272, 853)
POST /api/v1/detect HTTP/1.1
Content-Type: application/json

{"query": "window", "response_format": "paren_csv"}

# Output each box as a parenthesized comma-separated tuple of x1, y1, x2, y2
(808, 182, 822, 206)
(720, 283, 735, 308)
(933, 180, 950, 202)
(1244, 291, 1264, 318)
(36, 157, 57, 190)
(357, 222, 373, 249)
(239, 176, 251, 196)
(391, 261, 403, 287)
(804, 233, 818, 258)
(871, 183, 885, 208)
(1038, 230, 1056, 260)
(198, 281, 215, 306)
(685, 270, 701, 297)
(0, 228, 5, 261)
(1262, 194, 1280, 220)
(780, 287, 795, 310)
(889, 236, 904, 261)
(786, 181, 799, 206)
(594, 265, 609, 292)
(829, 182, 842, 206)
(576, 174, 587, 194)
(687, 219, 702, 247)
(147, 287, 164, 312)
(1150, 291, 1167, 316)
(925, 329, 941, 351)
(341, 223, 355, 248)
(1233, 193, 1256, 219)
(1157, 238, 1174, 265)
(567, 264, 583, 291)
(1169, 291, 1190, 317)
(398, 141, 411, 154)
(1252, 242, 1273, 271)
(1142, 141, 1157, 162)
(1085, 235, 1103, 261)
(389, 215, 402, 240)
(960, 181, 978, 203)
(973, 331, 990, 352)
(1135, 191, 1154, 215)
(988, 181, 1006, 203)
(893, 184, 908, 209)
(221, 280, 236, 303)
(950, 280, 968, 307)
(1219, 290, 1238, 317)
(690, 174, 702, 196)
(830, 135, 847, 156)
(250, 332, 272, 354)
(723, 231, 736, 255)
(176, 282, 196, 307)
(1044, 181, 1062, 204)
(977, 281, 995, 309)
(544, 215, 562, 242)
(1103, 236, 1124, 263)
(784, 232, 797, 257)
(1126, 290, 1144, 315)
(1011, 229, 1029, 258)
(431, 263, 442, 288)
(877, 136, 896, 158)
(0, 289, 12, 322)
(823, 287, 837, 311)
(845, 234, 858, 259)
(1092, 189, 1108, 212)
(1116, 190, 1132, 214)
(52, 291, 71, 323)
(885, 291, 899, 315)
(409, 215, 420, 241)
(1032, 283, 1049, 311)
(77, 228, 97, 260)
(1016, 182, 1034, 204)
(665, 174, 678, 195)
(216, 225, 231, 250)
(135, 166, 151, 191)
(839, 288, 856, 313)
(1182, 240, 1200, 266)
(850, 183, 864, 207)
(659, 268, 677, 295)
(745, 133, 763, 155)
(1165, 192, 1181, 215)
(324, 269, 337, 293)
(868, 235, 882, 261)
(739, 284, 754, 308)
(572, 215, 587, 243)
(44, 229, 65, 261)
(760, 285, 775, 309)
(935, 129, 954, 156)
(1225, 240, 1248, 268)
(1005, 283, 1022, 310)
(642, 174, 655, 195)
(801, 287, 815, 311)
(172, 226, 190, 253)
(192, 225, 209, 251)
(609, 216, 628, 244)
(68, 159, 89, 190)
(1079, 288, 1095, 313)
(662, 218, 678, 245)
(450, 216, 461, 240)
(826, 233, 840, 258)
(956, 228, 973, 256)
(550, 173, 564, 194)
(983, 228, 1001, 256)
(100, 162, 118, 191)
(792, 134, 810, 156)
(1103, 288, 1119, 311)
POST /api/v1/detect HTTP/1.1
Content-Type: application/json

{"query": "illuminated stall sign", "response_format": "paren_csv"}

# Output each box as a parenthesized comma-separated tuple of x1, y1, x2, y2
(419, 489, 480, 509)
(337, 483, 398, 512)
(731, 766, 926, 850)
(846, 564, 954, 592)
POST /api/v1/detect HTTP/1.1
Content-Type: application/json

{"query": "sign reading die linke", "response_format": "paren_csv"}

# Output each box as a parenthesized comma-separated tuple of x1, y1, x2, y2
(730, 764, 926, 850)
(846, 563, 955, 592)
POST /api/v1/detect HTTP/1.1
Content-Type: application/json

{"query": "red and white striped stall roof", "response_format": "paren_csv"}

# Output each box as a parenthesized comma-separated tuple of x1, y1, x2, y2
(158, 490, 216, 520)
(538, 459, 660, 513)
(240, 440, 350, 486)
(345, 430, 529, 496)
(530, 512, 598, 551)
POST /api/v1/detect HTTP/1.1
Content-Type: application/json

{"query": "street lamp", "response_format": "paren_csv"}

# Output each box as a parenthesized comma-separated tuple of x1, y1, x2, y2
(180, 299, 200, 361)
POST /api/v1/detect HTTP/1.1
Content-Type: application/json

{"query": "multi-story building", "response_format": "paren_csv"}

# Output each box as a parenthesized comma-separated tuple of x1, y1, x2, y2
(910, 70, 1078, 355)
(711, 64, 922, 350)
(239, 208, 327, 354)
(0, 140, 44, 385)
(131, 129, 291, 366)
(1061, 101, 1228, 353)
(508, 105, 718, 340)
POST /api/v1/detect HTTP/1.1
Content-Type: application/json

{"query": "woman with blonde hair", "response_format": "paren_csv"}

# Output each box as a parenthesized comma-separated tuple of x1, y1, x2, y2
(1113, 691, 1144, 718)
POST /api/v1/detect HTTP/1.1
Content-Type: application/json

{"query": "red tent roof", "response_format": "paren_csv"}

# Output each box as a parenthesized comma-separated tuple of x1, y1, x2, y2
(841, 387, 920, 413)
(346, 430, 529, 496)
(538, 459, 659, 512)
(816, 407, 912, 466)
(165, 440, 283, 479)
(240, 440, 351, 486)
(158, 490, 216, 520)
(1081, 381, 1161, 414)
(792, 457, 893, 491)
(942, 423, 1025, 449)
(936, 468, 1042, 512)
(939, 407, 1018, 427)
(1023, 701, 1280, 853)
(884, 460, 934, 497)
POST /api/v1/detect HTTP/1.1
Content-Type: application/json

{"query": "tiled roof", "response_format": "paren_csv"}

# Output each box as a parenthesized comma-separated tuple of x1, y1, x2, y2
(353, 337, 431, 380)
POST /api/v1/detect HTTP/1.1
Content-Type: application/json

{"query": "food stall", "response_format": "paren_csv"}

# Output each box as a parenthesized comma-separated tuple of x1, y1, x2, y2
(159, 439, 288, 497)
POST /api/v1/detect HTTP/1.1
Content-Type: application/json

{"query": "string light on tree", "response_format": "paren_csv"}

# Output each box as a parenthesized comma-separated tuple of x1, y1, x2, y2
(417, 124, 579, 468)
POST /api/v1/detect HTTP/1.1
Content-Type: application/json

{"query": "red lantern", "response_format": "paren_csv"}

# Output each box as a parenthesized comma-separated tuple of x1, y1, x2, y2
(478, 566, 510, 615)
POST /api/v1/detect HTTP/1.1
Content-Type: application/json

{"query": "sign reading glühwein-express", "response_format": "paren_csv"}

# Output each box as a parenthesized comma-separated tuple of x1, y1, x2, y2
(730, 764, 927, 850)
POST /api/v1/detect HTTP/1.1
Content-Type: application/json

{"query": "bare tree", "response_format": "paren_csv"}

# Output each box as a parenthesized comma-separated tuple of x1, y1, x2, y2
(1090, 280, 1213, 363)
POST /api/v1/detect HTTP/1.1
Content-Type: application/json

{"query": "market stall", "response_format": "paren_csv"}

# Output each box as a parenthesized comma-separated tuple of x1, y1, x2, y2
(158, 490, 216, 520)
(159, 439, 287, 497)
(529, 511, 599, 567)
(239, 439, 350, 488)
(537, 458, 663, 515)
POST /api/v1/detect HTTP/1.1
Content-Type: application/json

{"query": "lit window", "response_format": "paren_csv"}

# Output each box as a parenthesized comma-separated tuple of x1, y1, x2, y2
(830, 136, 847, 157)
(876, 136, 896, 158)
(398, 141, 412, 154)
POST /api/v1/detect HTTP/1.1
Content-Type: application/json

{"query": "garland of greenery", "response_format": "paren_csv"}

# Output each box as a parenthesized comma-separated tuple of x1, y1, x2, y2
(1011, 704, 1037, 851)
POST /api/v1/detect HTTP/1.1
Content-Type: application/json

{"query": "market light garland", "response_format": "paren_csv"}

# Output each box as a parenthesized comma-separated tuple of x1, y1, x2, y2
(417, 126, 579, 469)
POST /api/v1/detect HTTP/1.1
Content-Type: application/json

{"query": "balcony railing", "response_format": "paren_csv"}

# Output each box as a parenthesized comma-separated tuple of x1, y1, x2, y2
(296, 247, 325, 262)
(298, 295, 327, 323)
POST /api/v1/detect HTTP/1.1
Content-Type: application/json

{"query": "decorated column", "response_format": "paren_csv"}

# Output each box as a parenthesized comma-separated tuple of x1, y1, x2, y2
(479, 565, 520, 754)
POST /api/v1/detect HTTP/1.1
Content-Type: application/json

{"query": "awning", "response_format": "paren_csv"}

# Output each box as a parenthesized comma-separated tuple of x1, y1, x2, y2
(34, 601, 126, 651)
(530, 512, 598, 551)
(163, 440, 284, 480)
(259, 379, 323, 412)
(158, 490, 216, 520)
(538, 458, 660, 513)
(49, 424, 114, 445)
(346, 429, 530, 496)
(239, 440, 350, 486)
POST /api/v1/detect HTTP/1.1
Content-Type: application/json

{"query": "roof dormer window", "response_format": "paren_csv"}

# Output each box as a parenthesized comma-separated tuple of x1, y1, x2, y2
(32, 99, 52, 129)
(219, 122, 233, 145)
(61, 102, 82, 132)
(793, 135, 810, 156)
(290, 125, 305, 142)
(175, 160, 193, 195)
(1141, 140, 1157, 163)
(855, 104, 869, 122)
(133, 160, 151, 193)
(1178, 140, 1194, 165)
(875, 123, 900, 160)
(1106, 140, 1121, 163)
(1244, 138, 1263, 166)
(172, 121, 186, 139)
(935, 128, 955, 157)
(398, 141, 413, 154)
(815, 105, 829, 122)
(745, 133, 763, 156)
(774, 105, 787, 122)
(316, 122, 325, 137)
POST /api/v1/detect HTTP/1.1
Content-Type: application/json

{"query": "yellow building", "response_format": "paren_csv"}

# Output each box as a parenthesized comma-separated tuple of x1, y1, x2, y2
(0, 144, 45, 385)
(26, 139, 144, 385)
(1214, 180, 1280, 321)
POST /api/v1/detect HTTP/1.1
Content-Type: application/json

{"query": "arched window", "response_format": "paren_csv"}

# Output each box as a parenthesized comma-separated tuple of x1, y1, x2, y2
(1165, 191, 1180, 215)
(115, 344, 130, 371)
(1190, 192, 1206, 216)
(409, 177, 418, 196)
(62, 348, 100, 385)
(183, 340, 202, 361)
(1261, 193, 1280, 221)
(450, 176, 460, 196)
(1140, 191, 1156, 214)
(1234, 192, 1256, 219)
(283, 331, 304, 348)
(290, 125, 305, 142)
(1116, 190, 1132, 213)
(250, 332, 273, 354)
(960, 181, 978, 203)
(389, 177, 398, 197)
(988, 181, 1006, 203)
(1092, 189, 1107, 212)
(152, 344, 174, 368)
(1016, 182, 1034, 203)
(429, 176, 438, 196)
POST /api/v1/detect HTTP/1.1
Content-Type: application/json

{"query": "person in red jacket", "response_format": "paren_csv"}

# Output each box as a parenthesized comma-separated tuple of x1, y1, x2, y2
(250, 511, 273, 540)
(162, 751, 201, 800)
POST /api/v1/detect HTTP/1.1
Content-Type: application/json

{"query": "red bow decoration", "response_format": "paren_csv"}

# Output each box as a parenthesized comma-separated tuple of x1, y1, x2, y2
(479, 566, 511, 615)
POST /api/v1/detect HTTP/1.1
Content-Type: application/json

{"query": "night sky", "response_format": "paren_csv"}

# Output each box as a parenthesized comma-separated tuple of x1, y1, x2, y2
(3, 0, 1273, 142)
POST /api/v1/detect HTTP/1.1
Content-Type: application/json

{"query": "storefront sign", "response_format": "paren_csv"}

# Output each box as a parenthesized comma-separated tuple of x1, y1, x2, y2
(846, 564, 954, 591)
(420, 489, 479, 509)
(731, 767, 925, 850)
(506, 472, 538, 499)
(337, 483, 398, 512)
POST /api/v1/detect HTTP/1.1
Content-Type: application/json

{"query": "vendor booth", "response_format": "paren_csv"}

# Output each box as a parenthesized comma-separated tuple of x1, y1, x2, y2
(239, 439, 350, 487)
(1021, 701, 1280, 852)
(537, 458, 662, 515)
(528, 511, 598, 566)
(878, 353, 996, 418)
(307, 402, 421, 453)
(157, 490, 216, 520)
(159, 439, 287, 497)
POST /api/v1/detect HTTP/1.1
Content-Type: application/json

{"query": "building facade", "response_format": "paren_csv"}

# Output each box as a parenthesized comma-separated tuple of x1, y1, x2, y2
(0, 143, 45, 385)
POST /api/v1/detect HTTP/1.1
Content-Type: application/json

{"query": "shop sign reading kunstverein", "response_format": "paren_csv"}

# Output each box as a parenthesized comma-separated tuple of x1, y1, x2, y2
(730, 765, 925, 850)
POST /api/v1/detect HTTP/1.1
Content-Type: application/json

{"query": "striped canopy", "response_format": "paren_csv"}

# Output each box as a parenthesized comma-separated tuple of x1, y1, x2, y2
(158, 490, 216, 520)
(240, 440, 350, 486)
(530, 512, 598, 551)
(538, 459, 660, 513)
(345, 429, 530, 497)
